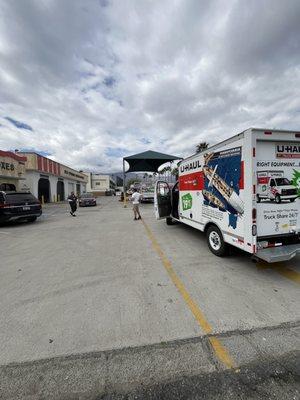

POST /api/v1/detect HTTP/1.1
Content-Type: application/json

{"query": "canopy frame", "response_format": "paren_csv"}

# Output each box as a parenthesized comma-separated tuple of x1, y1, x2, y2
(122, 150, 181, 205)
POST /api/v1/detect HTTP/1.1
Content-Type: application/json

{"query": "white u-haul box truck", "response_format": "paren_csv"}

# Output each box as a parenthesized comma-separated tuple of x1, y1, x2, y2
(154, 128, 300, 262)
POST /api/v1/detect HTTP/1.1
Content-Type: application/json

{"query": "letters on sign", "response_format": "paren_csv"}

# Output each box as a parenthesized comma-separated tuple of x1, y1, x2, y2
(0, 162, 15, 171)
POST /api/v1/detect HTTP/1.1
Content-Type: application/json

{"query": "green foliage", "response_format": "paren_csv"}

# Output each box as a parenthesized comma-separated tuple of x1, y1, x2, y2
(171, 167, 179, 176)
(291, 169, 300, 196)
(196, 142, 209, 153)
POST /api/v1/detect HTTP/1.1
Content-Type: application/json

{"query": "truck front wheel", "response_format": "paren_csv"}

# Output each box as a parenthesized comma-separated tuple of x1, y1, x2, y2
(275, 194, 281, 204)
(206, 226, 228, 257)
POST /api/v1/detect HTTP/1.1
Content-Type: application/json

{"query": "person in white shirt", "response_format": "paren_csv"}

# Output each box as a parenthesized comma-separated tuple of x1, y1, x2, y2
(131, 188, 142, 220)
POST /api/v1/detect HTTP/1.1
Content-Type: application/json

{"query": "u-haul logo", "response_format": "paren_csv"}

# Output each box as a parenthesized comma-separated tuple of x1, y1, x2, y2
(180, 160, 201, 173)
(276, 142, 300, 159)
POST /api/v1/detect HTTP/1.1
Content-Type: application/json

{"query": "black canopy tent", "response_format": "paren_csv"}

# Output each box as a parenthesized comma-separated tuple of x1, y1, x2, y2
(122, 150, 181, 202)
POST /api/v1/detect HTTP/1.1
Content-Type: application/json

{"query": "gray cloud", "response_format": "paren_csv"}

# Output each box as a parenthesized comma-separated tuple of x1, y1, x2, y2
(0, 0, 299, 172)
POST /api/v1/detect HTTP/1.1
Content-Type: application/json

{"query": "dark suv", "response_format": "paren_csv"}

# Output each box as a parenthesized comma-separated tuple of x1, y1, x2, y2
(0, 191, 42, 224)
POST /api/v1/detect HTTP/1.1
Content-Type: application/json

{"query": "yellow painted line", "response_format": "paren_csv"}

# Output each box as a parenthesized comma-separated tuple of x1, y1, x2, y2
(257, 262, 300, 284)
(141, 219, 236, 369)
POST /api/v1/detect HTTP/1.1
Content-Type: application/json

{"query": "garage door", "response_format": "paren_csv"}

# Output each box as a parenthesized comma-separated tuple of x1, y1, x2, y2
(68, 182, 75, 195)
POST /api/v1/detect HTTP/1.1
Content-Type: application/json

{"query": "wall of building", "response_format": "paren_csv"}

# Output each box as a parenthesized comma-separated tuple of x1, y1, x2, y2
(25, 171, 87, 202)
(1, 150, 88, 202)
(84, 173, 116, 196)
(19, 152, 88, 202)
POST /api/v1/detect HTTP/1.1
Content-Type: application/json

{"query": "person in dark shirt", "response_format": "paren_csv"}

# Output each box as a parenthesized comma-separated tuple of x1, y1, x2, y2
(68, 192, 77, 216)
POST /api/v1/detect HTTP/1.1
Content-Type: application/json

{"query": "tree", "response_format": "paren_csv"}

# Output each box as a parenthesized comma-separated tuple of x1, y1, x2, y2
(196, 141, 209, 153)
(171, 167, 178, 177)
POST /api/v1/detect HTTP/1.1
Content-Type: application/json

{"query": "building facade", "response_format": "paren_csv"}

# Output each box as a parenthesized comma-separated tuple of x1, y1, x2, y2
(20, 152, 87, 202)
(85, 173, 116, 196)
(0, 150, 28, 191)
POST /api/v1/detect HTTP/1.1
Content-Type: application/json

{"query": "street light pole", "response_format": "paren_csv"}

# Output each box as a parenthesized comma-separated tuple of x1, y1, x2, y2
(123, 158, 127, 208)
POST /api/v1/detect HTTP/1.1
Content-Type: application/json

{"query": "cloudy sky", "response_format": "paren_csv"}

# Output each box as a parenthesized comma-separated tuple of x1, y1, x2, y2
(0, 0, 300, 172)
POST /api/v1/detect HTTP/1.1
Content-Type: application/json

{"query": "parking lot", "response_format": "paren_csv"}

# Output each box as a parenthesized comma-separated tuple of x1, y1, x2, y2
(0, 197, 299, 399)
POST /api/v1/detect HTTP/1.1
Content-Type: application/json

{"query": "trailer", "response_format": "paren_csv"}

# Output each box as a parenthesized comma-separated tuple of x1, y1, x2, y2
(154, 128, 300, 263)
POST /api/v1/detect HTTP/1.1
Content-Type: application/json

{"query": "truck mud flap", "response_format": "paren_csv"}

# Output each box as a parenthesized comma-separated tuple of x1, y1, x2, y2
(256, 244, 300, 263)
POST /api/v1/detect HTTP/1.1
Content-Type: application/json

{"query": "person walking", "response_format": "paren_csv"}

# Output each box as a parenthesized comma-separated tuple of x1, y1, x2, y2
(131, 188, 142, 220)
(68, 191, 77, 216)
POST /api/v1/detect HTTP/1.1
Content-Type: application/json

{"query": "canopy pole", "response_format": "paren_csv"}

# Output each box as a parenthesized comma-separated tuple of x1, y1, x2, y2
(123, 158, 127, 208)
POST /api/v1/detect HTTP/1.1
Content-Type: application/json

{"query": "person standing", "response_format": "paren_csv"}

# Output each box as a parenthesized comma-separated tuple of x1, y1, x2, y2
(68, 191, 77, 216)
(131, 188, 142, 220)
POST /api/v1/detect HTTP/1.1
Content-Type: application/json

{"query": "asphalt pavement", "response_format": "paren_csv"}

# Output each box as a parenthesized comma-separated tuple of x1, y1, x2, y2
(0, 197, 299, 399)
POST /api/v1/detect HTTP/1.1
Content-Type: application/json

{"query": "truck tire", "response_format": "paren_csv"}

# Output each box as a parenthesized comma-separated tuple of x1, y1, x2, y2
(166, 216, 174, 225)
(275, 194, 281, 204)
(256, 195, 261, 203)
(206, 225, 228, 257)
(290, 198, 295, 202)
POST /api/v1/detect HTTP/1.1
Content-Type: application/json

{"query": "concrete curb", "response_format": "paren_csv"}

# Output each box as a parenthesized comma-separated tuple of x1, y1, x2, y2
(1, 321, 299, 399)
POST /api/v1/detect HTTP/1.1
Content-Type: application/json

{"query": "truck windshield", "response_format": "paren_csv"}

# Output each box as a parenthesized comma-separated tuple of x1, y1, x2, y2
(142, 187, 154, 192)
(275, 178, 290, 186)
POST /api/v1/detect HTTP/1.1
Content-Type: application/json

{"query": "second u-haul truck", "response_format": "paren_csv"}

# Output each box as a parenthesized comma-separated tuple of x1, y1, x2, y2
(154, 128, 300, 263)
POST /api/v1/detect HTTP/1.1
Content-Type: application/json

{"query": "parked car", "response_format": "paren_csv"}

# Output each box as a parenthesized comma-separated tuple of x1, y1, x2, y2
(0, 191, 42, 224)
(141, 185, 155, 203)
(79, 193, 97, 207)
(105, 189, 116, 196)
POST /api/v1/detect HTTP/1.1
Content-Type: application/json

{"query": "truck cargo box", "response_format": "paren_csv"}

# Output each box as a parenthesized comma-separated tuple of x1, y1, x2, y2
(155, 128, 300, 262)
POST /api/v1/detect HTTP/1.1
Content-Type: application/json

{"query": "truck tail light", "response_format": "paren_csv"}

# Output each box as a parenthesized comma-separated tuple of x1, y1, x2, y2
(252, 224, 257, 236)
(252, 208, 257, 220)
(295, 133, 300, 138)
(264, 131, 272, 135)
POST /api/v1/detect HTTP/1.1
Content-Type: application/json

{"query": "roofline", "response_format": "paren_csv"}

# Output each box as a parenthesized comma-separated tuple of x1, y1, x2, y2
(249, 127, 300, 134)
(0, 150, 27, 162)
(19, 151, 86, 176)
(179, 127, 300, 164)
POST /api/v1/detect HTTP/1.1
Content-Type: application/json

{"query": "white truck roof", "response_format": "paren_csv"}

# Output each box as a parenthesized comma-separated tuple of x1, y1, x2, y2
(179, 127, 300, 164)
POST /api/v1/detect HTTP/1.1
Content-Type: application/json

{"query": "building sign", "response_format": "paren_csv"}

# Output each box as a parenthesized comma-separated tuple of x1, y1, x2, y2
(61, 166, 88, 182)
(1, 162, 15, 171)
(0, 151, 26, 179)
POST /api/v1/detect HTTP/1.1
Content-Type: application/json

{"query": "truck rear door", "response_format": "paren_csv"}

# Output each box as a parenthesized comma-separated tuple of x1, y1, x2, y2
(256, 132, 299, 237)
(255, 130, 300, 261)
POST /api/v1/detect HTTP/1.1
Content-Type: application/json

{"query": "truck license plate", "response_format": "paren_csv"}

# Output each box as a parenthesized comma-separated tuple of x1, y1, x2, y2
(23, 206, 30, 211)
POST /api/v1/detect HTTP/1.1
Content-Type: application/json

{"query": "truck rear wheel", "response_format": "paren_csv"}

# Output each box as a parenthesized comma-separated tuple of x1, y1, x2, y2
(256, 195, 261, 203)
(166, 216, 174, 225)
(206, 226, 228, 257)
(275, 194, 281, 204)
